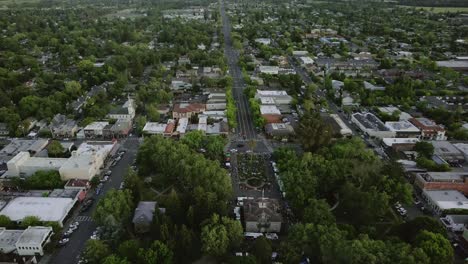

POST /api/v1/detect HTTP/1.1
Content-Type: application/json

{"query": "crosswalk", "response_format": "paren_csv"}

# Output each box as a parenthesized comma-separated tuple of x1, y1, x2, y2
(75, 215, 93, 222)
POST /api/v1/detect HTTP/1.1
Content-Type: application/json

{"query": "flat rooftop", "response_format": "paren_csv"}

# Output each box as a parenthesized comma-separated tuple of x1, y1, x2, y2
(353, 113, 388, 131)
(418, 172, 468, 183)
(260, 105, 281, 115)
(0, 197, 75, 223)
(17, 226, 52, 246)
(385, 121, 420, 132)
(382, 138, 419, 147)
(424, 190, 468, 210)
(143, 122, 167, 133)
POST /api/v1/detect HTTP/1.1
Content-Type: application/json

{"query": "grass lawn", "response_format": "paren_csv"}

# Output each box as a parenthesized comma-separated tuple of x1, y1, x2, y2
(398, 5, 468, 13)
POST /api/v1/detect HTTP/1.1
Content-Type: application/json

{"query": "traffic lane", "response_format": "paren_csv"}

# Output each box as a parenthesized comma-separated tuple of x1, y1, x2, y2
(52, 140, 138, 264)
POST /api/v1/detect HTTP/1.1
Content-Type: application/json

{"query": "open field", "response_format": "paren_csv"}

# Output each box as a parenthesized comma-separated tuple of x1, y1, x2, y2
(398, 5, 468, 13)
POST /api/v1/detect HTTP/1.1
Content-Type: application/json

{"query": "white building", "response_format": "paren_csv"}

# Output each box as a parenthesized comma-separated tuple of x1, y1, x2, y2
(59, 142, 114, 181)
(330, 114, 352, 137)
(6, 142, 115, 181)
(259, 66, 279, 75)
(0, 226, 53, 256)
(0, 197, 76, 226)
(16, 226, 53, 256)
(254, 38, 271, 45)
(198, 116, 208, 133)
(142, 120, 175, 136)
(384, 121, 421, 138)
(6, 152, 67, 177)
(422, 189, 468, 215)
(260, 105, 281, 115)
(440, 215, 468, 232)
(107, 98, 136, 121)
(299, 56, 314, 65)
(255, 90, 292, 105)
(292, 50, 308, 56)
(351, 112, 395, 139)
(176, 118, 189, 136)
(83, 122, 109, 138)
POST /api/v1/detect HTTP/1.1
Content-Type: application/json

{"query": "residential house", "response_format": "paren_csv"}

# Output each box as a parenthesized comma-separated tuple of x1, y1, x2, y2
(49, 114, 78, 138)
(132, 201, 165, 233)
(107, 98, 136, 121)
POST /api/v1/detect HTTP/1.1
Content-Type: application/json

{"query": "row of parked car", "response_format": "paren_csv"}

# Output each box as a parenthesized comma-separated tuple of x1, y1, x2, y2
(58, 222, 80, 247)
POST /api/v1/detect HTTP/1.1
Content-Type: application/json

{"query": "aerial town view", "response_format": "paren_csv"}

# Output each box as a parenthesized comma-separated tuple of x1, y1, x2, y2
(0, 0, 467, 263)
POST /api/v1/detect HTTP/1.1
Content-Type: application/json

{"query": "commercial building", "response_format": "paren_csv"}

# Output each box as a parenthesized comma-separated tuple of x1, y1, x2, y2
(382, 138, 419, 152)
(0, 139, 48, 159)
(142, 120, 175, 136)
(260, 105, 282, 124)
(6, 142, 115, 181)
(409, 118, 446, 141)
(59, 142, 115, 180)
(431, 141, 465, 164)
(0, 197, 76, 226)
(454, 143, 468, 161)
(255, 90, 293, 106)
(265, 123, 294, 138)
(422, 189, 468, 215)
(259, 66, 279, 75)
(83, 122, 109, 138)
(324, 114, 352, 137)
(440, 215, 468, 232)
(299, 56, 314, 65)
(172, 103, 206, 119)
(175, 118, 189, 136)
(0, 226, 53, 257)
(243, 197, 282, 233)
(415, 172, 468, 195)
(351, 112, 395, 139)
(384, 121, 421, 138)
(16, 226, 53, 256)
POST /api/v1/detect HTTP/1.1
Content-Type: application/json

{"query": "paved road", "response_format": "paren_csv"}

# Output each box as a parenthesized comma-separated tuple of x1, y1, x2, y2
(221, 0, 257, 140)
(51, 136, 140, 264)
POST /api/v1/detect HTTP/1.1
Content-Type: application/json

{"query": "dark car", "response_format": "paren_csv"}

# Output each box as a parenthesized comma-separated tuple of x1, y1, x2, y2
(237, 143, 244, 148)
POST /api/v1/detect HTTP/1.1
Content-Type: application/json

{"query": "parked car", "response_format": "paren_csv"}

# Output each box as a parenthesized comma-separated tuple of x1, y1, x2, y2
(265, 233, 279, 240)
(119, 182, 125, 190)
(57, 238, 69, 246)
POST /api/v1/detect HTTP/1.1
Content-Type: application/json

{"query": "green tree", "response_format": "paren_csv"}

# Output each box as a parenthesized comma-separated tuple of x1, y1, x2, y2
(415, 231, 453, 264)
(297, 112, 332, 152)
(117, 240, 140, 262)
(138, 240, 173, 264)
(47, 140, 64, 157)
(392, 216, 447, 243)
(252, 236, 272, 264)
(93, 189, 134, 227)
(0, 215, 14, 228)
(303, 199, 335, 225)
(181, 130, 204, 150)
(83, 240, 111, 264)
(201, 214, 230, 257)
(20, 215, 42, 229)
(146, 104, 160, 122)
(103, 255, 130, 264)
(414, 141, 434, 159)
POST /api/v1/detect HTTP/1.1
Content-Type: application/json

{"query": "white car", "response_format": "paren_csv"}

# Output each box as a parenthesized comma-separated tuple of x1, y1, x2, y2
(119, 182, 125, 190)
(265, 233, 279, 240)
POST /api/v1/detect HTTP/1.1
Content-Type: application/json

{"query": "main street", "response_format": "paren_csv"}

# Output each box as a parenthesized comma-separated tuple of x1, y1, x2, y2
(51, 136, 140, 264)
(220, 0, 257, 140)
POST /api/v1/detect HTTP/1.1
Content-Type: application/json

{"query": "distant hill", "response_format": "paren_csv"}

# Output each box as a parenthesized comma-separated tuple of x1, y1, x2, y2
(398, 0, 468, 7)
